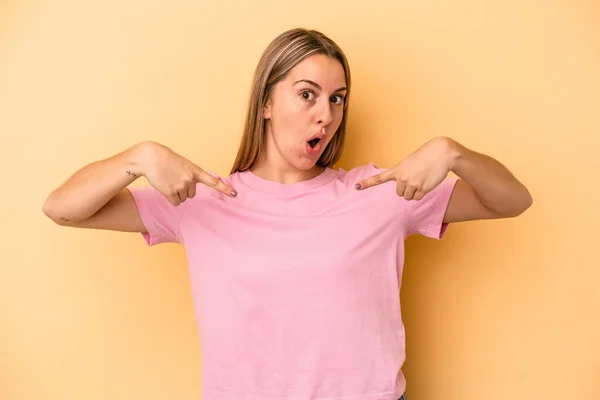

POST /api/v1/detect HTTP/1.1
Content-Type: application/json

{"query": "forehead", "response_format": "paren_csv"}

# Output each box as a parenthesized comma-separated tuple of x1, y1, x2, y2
(285, 54, 346, 87)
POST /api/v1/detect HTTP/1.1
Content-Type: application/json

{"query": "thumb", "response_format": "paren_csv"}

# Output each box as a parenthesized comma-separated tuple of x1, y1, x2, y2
(355, 169, 394, 190)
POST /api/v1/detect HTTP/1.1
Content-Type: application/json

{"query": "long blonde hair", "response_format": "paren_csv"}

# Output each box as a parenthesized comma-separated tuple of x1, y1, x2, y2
(230, 28, 352, 174)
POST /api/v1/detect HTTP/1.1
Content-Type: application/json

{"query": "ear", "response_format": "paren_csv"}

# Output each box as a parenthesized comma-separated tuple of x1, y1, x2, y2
(263, 98, 272, 120)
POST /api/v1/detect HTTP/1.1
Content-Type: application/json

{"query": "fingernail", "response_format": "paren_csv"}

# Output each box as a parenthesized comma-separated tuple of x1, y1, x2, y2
(354, 183, 361, 190)
(231, 190, 237, 197)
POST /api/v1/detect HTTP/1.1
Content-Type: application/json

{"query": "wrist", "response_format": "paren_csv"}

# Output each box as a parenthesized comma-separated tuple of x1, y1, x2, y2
(436, 136, 463, 171)
(127, 141, 158, 177)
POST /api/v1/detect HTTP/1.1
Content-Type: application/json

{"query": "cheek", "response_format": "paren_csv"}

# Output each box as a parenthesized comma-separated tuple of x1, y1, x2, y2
(331, 108, 344, 129)
(271, 98, 295, 124)
(271, 102, 307, 136)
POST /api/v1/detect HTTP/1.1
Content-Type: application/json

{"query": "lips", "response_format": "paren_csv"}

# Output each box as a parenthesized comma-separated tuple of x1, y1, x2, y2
(306, 132, 326, 155)
(307, 131, 325, 147)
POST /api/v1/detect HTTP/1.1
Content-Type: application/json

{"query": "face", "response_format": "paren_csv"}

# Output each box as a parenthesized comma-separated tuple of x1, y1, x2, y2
(263, 54, 347, 172)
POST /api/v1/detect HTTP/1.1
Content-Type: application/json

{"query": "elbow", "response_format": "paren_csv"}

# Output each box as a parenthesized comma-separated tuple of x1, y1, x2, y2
(505, 188, 533, 218)
(524, 189, 533, 211)
(42, 199, 58, 224)
(42, 194, 68, 225)
(488, 186, 532, 219)
(518, 186, 534, 215)
(42, 194, 54, 219)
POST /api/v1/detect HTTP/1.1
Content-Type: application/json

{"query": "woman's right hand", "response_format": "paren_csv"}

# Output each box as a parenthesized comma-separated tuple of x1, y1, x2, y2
(138, 141, 237, 206)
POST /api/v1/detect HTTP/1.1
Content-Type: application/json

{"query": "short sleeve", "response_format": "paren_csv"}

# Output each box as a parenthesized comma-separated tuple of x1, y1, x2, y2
(353, 163, 456, 239)
(404, 177, 459, 239)
(127, 186, 182, 246)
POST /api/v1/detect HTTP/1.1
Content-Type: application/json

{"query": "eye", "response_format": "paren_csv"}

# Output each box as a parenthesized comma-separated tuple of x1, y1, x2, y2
(330, 94, 344, 105)
(301, 90, 316, 101)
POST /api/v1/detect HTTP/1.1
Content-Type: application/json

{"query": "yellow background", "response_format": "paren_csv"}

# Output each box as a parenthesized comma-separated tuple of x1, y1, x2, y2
(1, 1, 599, 399)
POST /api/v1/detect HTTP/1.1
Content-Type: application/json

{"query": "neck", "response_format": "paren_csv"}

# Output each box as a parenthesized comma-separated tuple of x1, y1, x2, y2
(250, 122, 326, 184)
(250, 156, 325, 185)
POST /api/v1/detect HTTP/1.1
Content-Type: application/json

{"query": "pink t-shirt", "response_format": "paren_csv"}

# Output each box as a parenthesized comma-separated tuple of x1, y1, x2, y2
(128, 163, 458, 400)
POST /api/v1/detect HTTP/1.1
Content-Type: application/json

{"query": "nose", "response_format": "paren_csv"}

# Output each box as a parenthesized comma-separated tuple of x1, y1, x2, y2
(317, 99, 333, 127)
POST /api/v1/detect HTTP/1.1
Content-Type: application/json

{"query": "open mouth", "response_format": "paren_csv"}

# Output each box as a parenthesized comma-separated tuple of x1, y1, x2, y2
(308, 138, 321, 148)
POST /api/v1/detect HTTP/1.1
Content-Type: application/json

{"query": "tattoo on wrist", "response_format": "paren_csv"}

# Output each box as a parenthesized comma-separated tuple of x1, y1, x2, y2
(60, 217, 69, 222)
(126, 170, 139, 177)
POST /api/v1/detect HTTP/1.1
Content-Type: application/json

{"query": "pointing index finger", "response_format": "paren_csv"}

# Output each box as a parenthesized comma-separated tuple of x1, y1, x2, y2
(195, 168, 238, 198)
(355, 169, 394, 190)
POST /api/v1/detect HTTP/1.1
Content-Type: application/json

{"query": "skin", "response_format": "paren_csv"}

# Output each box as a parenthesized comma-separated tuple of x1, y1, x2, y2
(252, 54, 347, 184)
(252, 53, 533, 223)
(43, 53, 531, 233)
(356, 137, 533, 222)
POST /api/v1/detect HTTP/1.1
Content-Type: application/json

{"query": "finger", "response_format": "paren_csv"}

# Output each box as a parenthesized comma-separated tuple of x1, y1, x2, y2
(403, 186, 417, 200)
(413, 189, 426, 201)
(166, 190, 181, 206)
(355, 169, 394, 190)
(177, 188, 188, 203)
(187, 182, 197, 199)
(195, 169, 238, 198)
(396, 183, 406, 198)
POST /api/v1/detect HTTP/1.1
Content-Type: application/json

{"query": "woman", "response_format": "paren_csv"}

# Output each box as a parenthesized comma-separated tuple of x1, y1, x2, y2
(43, 28, 532, 400)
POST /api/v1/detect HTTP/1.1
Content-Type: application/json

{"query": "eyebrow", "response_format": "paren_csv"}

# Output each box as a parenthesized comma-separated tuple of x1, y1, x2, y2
(294, 79, 347, 93)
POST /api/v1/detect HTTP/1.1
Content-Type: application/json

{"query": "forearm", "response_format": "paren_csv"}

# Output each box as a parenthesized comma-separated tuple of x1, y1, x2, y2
(448, 139, 532, 217)
(42, 142, 149, 222)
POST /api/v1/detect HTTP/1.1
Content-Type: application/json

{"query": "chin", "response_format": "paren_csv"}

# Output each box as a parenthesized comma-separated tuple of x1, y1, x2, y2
(292, 157, 320, 171)
(295, 162, 318, 171)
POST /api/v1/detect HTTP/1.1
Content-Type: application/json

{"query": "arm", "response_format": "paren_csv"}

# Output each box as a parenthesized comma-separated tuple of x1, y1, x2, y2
(355, 136, 532, 224)
(42, 142, 150, 232)
(42, 141, 237, 233)
(443, 139, 533, 223)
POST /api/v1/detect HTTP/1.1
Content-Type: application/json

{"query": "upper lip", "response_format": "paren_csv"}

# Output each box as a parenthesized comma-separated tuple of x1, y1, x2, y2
(307, 132, 326, 142)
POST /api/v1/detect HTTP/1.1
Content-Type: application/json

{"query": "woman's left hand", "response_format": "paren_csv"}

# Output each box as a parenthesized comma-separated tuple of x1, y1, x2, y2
(355, 136, 459, 200)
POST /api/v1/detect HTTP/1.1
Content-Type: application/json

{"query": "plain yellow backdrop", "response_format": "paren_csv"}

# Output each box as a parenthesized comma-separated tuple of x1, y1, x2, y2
(1, 1, 599, 399)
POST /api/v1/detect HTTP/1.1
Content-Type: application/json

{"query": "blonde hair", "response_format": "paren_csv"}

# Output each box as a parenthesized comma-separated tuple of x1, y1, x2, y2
(230, 28, 352, 174)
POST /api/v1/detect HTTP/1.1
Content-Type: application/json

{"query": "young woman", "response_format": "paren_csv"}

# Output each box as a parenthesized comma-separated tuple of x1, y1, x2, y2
(43, 28, 532, 400)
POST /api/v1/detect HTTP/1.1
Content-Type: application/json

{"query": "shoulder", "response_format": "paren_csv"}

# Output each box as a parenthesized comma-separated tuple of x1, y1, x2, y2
(330, 162, 385, 187)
